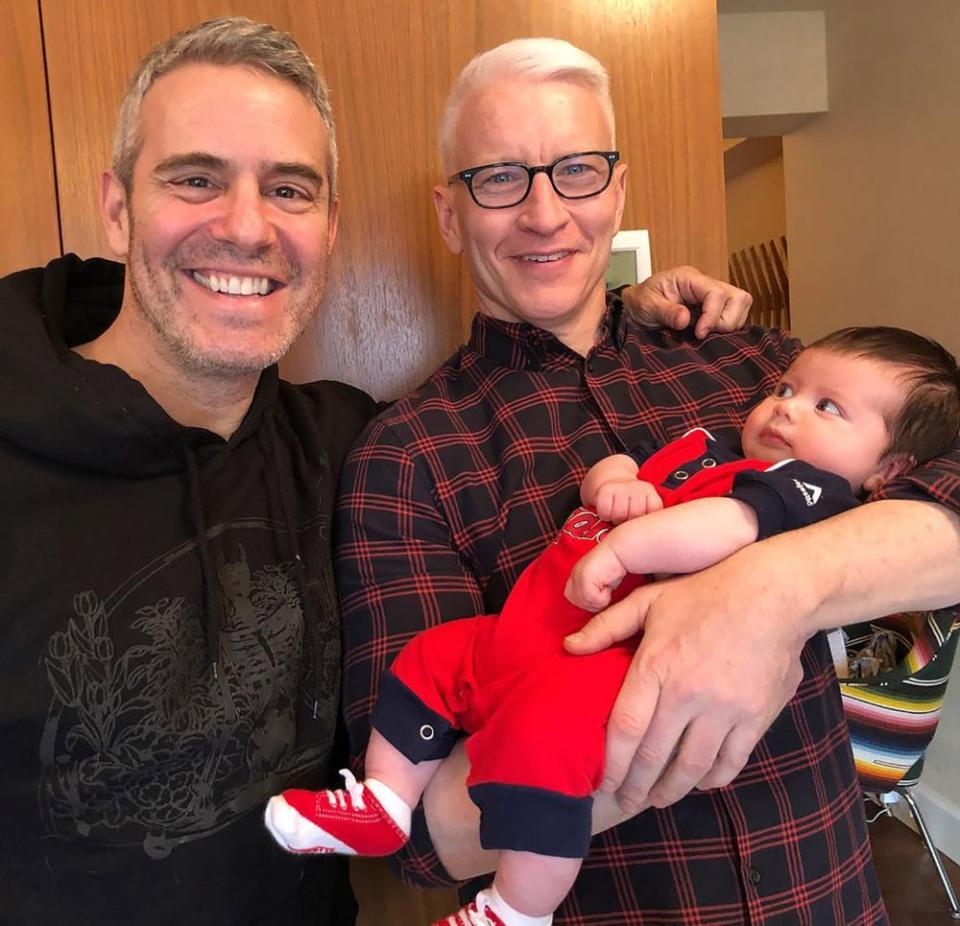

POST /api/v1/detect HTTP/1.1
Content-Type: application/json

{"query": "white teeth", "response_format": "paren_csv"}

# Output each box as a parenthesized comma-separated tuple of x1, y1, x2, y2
(521, 251, 568, 263)
(191, 271, 274, 295)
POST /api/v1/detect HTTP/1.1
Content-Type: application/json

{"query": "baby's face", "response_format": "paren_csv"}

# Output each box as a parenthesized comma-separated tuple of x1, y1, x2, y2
(741, 347, 903, 492)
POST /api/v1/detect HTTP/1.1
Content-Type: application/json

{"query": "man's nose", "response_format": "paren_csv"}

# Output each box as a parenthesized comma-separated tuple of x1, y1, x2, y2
(210, 178, 275, 251)
(516, 172, 569, 235)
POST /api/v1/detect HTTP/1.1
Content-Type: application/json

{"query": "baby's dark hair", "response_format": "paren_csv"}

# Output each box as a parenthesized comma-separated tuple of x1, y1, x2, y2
(808, 326, 960, 464)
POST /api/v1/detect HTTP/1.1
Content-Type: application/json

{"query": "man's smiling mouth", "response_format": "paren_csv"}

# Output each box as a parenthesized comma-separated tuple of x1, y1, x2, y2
(190, 270, 279, 296)
(519, 250, 573, 263)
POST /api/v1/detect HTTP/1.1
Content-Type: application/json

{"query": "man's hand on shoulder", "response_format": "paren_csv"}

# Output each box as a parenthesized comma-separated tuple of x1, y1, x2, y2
(564, 541, 811, 812)
(621, 266, 753, 339)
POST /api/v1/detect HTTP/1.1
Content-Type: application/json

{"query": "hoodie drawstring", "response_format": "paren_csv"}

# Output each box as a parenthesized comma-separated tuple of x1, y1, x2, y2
(261, 413, 325, 719)
(182, 445, 225, 680)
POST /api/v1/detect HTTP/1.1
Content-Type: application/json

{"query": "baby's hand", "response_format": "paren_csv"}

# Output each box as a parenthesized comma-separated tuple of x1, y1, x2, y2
(565, 544, 628, 612)
(592, 479, 664, 524)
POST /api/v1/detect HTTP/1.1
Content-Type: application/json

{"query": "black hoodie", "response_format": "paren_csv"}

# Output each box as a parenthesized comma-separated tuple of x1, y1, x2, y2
(0, 255, 376, 924)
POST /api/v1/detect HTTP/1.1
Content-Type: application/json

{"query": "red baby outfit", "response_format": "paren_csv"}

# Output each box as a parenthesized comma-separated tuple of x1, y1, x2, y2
(372, 429, 857, 857)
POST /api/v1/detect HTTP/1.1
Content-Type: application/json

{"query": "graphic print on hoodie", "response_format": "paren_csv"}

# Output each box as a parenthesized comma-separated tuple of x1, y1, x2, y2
(40, 538, 317, 858)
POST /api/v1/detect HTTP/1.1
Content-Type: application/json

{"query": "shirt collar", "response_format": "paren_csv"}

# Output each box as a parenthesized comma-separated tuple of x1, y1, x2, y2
(467, 293, 628, 370)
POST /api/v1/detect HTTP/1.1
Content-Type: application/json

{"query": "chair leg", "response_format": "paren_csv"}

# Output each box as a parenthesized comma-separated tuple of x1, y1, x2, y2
(898, 787, 960, 919)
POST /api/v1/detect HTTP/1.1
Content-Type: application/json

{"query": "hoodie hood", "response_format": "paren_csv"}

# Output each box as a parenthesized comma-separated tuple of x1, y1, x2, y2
(0, 253, 278, 476)
(0, 254, 292, 692)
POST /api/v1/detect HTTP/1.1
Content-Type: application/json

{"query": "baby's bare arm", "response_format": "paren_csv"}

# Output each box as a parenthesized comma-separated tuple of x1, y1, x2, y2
(566, 497, 760, 611)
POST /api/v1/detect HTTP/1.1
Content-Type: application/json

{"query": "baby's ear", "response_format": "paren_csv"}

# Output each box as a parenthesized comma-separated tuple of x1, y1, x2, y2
(862, 453, 916, 493)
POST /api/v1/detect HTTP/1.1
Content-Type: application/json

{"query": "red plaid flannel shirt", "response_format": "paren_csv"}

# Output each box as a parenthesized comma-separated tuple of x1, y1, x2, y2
(336, 296, 960, 924)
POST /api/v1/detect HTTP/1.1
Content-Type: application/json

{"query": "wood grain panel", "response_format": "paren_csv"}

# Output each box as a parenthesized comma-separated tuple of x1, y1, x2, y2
(282, 0, 475, 397)
(351, 857, 454, 926)
(42, 0, 724, 399)
(0, 0, 60, 276)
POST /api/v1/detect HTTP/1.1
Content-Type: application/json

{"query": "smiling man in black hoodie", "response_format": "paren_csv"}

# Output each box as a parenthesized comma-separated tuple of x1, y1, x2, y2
(0, 16, 757, 926)
(0, 17, 375, 925)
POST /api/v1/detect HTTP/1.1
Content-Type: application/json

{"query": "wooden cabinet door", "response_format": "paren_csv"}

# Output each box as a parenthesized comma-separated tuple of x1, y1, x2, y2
(0, 0, 59, 277)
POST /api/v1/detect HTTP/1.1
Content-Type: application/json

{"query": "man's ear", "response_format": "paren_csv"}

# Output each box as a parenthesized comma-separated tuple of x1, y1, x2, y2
(100, 171, 131, 258)
(611, 162, 628, 234)
(862, 452, 915, 493)
(432, 183, 463, 255)
(326, 195, 341, 256)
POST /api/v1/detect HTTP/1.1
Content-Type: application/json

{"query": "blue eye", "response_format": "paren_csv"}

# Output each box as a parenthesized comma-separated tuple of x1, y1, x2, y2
(477, 167, 525, 189)
(774, 382, 793, 398)
(557, 161, 595, 177)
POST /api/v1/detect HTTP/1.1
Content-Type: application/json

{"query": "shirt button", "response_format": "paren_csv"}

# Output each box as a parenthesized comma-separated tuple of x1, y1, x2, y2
(586, 358, 596, 374)
(747, 867, 761, 886)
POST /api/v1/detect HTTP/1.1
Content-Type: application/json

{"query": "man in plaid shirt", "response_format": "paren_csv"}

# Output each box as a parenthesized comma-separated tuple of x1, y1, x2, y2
(336, 38, 960, 924)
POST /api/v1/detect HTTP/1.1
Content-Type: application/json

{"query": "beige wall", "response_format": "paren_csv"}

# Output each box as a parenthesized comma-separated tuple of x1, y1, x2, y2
(724, 151, 786, 255)
(926, 676, 960, 851)
(780, 1, 960, 356)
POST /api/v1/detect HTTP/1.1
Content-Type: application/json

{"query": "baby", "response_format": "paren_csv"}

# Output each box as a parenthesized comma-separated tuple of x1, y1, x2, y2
(266, 326, 960, 926)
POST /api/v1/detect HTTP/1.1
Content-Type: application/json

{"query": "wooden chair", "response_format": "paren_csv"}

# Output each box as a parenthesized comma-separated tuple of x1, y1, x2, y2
(728, 235, 790, 329)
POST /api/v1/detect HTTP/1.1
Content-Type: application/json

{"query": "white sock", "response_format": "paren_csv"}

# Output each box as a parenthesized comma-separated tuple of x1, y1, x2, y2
(481, 885, 553, 926)
(364, 778, 413, 836)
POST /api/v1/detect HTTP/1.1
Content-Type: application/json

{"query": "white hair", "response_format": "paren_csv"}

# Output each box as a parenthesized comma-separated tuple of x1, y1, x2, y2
(438, 37, 616, 173)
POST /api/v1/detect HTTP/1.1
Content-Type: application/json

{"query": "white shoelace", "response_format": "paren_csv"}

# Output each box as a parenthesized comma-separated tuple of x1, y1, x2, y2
(445, 901, 498, 926)
(327, 768, 366, 811)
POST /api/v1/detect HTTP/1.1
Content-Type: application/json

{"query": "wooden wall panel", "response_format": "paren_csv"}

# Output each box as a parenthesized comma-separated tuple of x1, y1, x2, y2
(40, 0, 725, 400)
(1, 0, 60, 277)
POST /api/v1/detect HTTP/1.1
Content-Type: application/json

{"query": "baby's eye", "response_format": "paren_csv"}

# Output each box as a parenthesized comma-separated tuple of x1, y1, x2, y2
(773, 382, 794, 398)
(816, 398, 842, 415)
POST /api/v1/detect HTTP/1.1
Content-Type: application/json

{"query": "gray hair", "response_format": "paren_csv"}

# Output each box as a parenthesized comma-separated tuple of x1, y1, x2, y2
(111, 16, 338, 197)
(438, 37, 615, 173)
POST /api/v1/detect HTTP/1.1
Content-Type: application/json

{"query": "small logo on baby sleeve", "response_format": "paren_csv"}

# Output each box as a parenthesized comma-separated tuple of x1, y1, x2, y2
(792, 480, 823, 506)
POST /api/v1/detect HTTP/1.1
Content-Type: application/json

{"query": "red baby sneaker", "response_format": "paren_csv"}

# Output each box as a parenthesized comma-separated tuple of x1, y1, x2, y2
(264, 769, 408, 856)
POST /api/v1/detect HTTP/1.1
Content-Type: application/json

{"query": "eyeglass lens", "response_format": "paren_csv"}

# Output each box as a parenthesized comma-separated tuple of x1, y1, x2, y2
(470, 153, 612, 207)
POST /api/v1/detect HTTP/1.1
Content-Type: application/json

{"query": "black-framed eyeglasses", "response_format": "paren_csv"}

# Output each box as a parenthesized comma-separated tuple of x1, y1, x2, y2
(448, 150, 620, 209)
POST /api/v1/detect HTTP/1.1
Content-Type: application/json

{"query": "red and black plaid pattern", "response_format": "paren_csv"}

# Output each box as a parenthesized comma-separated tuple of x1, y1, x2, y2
(336, 296, 960, 923)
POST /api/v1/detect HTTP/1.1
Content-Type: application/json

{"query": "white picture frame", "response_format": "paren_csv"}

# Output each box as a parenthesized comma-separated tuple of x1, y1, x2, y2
(606, 229, 652, 290)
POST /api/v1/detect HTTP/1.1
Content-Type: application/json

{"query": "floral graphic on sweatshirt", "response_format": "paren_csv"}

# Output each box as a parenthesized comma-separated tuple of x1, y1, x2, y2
(38, 544, 335, 858)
